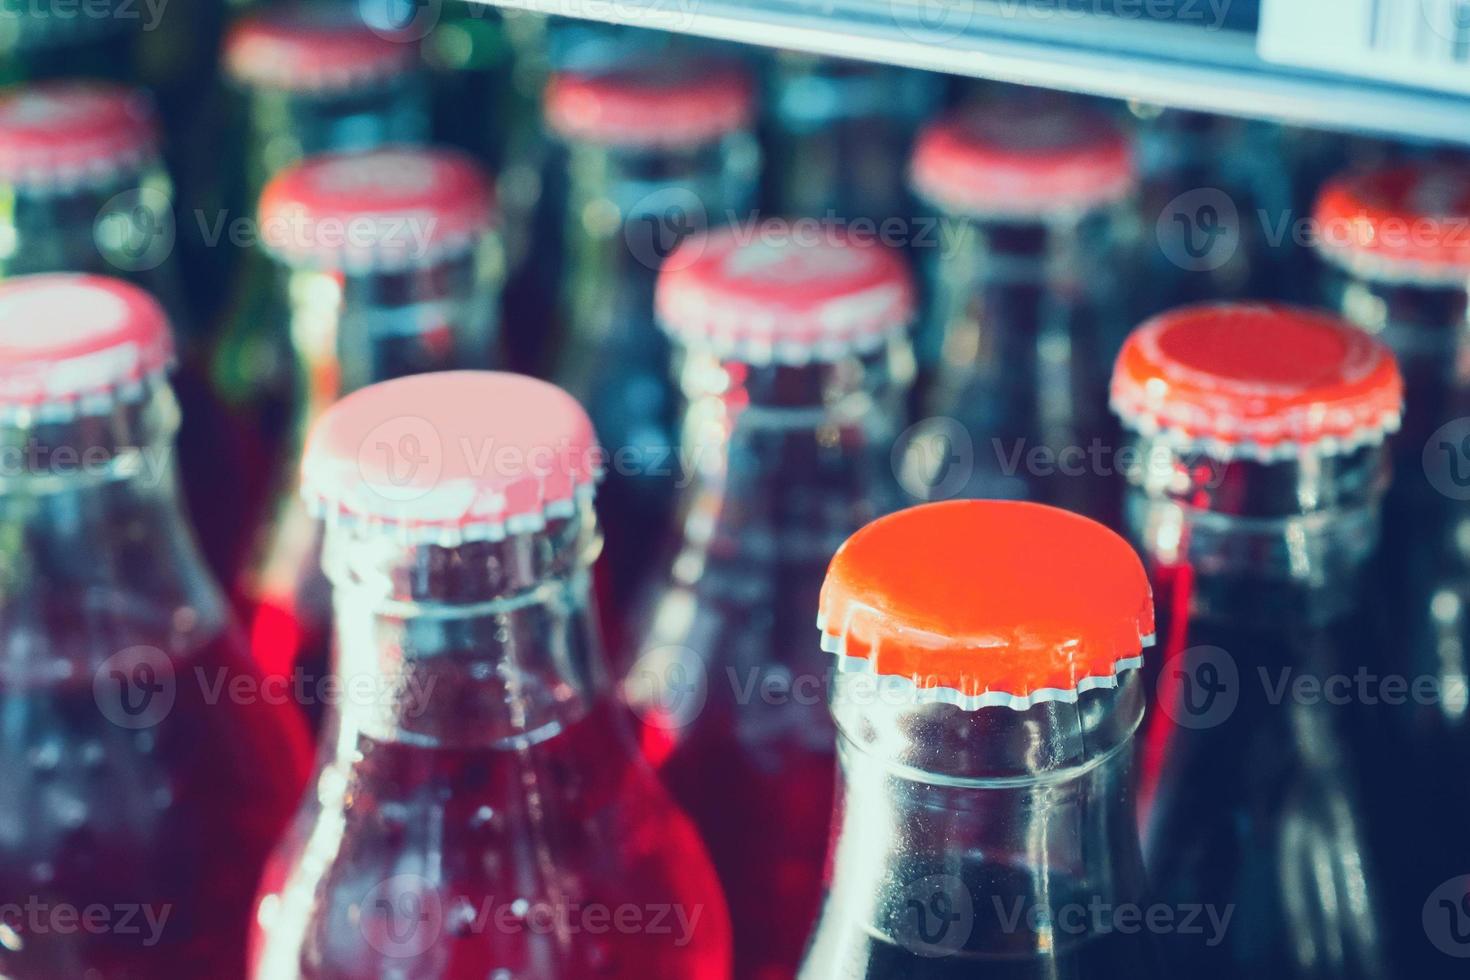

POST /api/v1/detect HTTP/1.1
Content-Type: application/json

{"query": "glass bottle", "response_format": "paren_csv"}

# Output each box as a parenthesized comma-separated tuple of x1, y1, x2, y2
(239, 146, 502, 713)
(542, 54, 761, 608)
(1313, 163, 1470, 970)
(901, 94, 1139, 521)
(0, 273, 311, 979)
(801, 499, 1163, 978)
(1113, 303, 1404, 978)
(762, 52, 941, 223)
(0, 0, 136, 85)
(624, 225, 916, 979)
(202, 11, 431, 579)
(251, 370, 732, 979)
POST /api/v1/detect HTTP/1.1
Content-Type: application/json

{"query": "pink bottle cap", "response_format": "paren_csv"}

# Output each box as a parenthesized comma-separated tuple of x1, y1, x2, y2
(1313, 162, 1470, 286)
(0, 81, 159, 190)
(224, 7, 418, 92)
(1111, 303, 1403, 460)
(301, 371, 602, 545)
(257, 146, 495, 271)
(655, 223, 916, 364)
(910, 100, 1136, 219)
(0, 274, 174, 420)
(544, 62, 753, 149)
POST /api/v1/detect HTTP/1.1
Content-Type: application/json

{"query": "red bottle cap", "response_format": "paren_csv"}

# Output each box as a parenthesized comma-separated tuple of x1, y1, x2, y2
(224, 7, 418, 92)
(1111, 303, 1403, 460)
(1313, 162, 1470, 285)
(0, 81, 159, 190)
(0, 274, 173, 418)
(910, 100, 1135, 219)
(818, 501, 1154, 711)
(257, 146, 495, 271)
(655, 223, 916, 364)
(544, 62, 753, 149)
(301, 371, 601, 545)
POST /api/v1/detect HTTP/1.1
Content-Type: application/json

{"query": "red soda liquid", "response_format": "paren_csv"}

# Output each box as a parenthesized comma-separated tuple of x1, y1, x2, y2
(253, 698, 731, 978)
(0, 602, 312, 979)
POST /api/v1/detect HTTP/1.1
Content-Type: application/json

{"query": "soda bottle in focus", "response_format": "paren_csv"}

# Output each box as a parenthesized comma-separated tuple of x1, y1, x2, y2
(251, 371, 732, 979)
(1314, 163, 1470, 970)
(0, 273, 312, 979)
(901, 94, 1138, 519)
(203, 12, 432, 578)
(625, 224, 916, 979)
(542, 55, 761, 608)
(800, 500, 1163, 978)
(239, 146, 501, 710)
(1113, 303, 1402, 978)
(761, 52, 941, 222)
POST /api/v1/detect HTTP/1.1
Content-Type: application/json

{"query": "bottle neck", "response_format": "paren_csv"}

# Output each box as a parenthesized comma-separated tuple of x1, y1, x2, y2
(816, 673, 1149, 959)
(320, 498, 609, 749)
(0, 382, 229, 655)
(924, 211, 1127, 448)
(0, 164, 170, 276)
(283, 239, 503, 416)
(1125, 434, 1386, 622)
(672, 334, 913, 561)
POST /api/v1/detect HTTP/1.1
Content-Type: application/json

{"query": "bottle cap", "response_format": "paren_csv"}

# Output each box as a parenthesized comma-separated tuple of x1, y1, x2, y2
(257, 146, 495, 272)
(544, 61, 753, 149)
(301, 371, 601, 545)
(655, 223, 916, 365)
(0, 81, 159, 191)
(818, 501, 1154, 711)
(1313, 162, 1470, 286)
(0, 274, 173, 420)
(1111, 303, 1403, 460)
(910, 100, 1135, 219)
(224, 7, 418, 92)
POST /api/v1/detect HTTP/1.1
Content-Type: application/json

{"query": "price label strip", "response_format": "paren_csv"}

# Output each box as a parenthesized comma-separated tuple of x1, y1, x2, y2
(1259, 0, 1470, 95)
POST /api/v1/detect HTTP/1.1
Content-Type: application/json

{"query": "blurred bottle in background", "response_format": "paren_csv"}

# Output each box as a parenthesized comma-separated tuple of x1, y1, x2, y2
(0, 0, 136, 84)
(1115, 304, 1401, 979)
(252, 371, 732, 979)
(1314, 161, 1470, 969)
(801, 500, 1162, 979)
(901, 94, 1138, 519)
(543, 54, 760, 609)
(238, 146, 501, 708)
(625, 225, 915, 979)
(0, 274, 311, 980)
(1132, 108, 1295, 310)
(760, 53, 941, 223)
(204, 10, 434, 580)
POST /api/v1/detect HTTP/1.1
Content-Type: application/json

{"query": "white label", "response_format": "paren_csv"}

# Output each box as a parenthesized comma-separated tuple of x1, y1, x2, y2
(1258, 0, 1470, 95)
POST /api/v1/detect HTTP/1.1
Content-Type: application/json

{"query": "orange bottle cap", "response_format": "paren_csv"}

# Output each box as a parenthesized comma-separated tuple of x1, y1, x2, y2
(544, 61, 753, 150)
(817, 501, 1154, 711)
(1313, 162, 1470, 286)
(1111, 303, 1403, 460)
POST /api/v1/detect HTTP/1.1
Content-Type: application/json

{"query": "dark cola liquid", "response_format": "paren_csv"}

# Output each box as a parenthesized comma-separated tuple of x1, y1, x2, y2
(804, 866, 1162, 980)
(0, 605, 312, 980)
(256, 699, 731, 979)
(1140, 572, 1402, 980)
